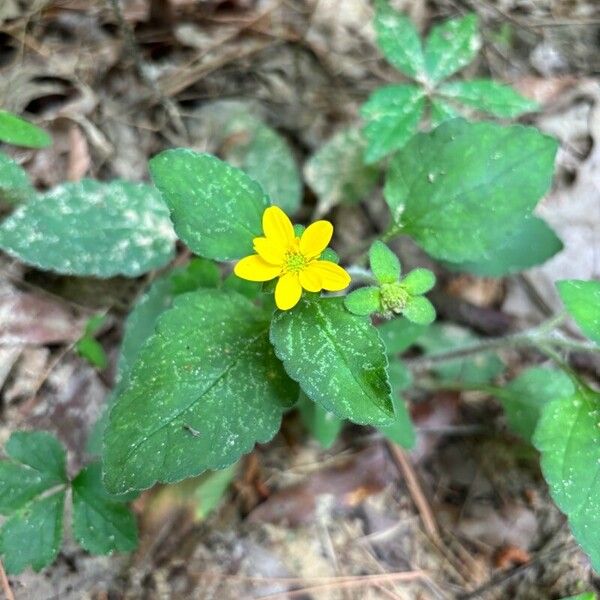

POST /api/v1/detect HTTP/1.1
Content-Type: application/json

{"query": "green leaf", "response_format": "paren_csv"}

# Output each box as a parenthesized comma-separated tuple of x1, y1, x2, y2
(0, 179, 176, 277)
(438, 79, 539, 118)
(378, 318, 427, 355)
(386, 119, 558, 262)
(379, 361, 415, 448)
(0, 490, 65, 574)
(298, 392, 343, 449)
(417, 324, 504, 385)
(561, 594, 597, 600)
(402, 268, 435, 294)
(557, 280, 600, 346)
(447, 216, 563, 276)
(362, 85, 426, 164)
(344, 286, 381, 316)
(72, 463, 138, 555)
(494, 367, 575, 442)
(369, 240, 401, 284)
(430, 99, 459, 128)
(534, 385, 600, 572)
(270, 297, 394, 426)
(304, 127, 380, 215)
(223, 115, 302, 215)
(374, 0, 425, 78)
(103, 289, 297, 494)
(424, 14, 480, 84)
(195, 463, 238, 519)
(76, 337, 108, 369)
(149, 150, 269, 261)
(0, 110, 52, 148)
(403, 296, 436, 325)
(0, 152, 35, 205)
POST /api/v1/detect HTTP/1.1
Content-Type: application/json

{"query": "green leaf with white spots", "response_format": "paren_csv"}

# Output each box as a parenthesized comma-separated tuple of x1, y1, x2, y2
(361, 85, 426, 163)
(379, 360, 415, 449)
(304, 127, 379, 216)
(0, 110, 52, 148)
(369, 241, 401, 284)
(494, 367, 575, 442)
(557, 280, 600, 346)
(374, 0, 425, 78)
(534, 385, 600, 572)
(103, 289, 297, 494)
(72, 463, 138, 555)
(430, 99, 459, 128)
(386, 119, 558, 263)
(424, 14, 480, 84)
(270, 297, 394, 426)
(298, 392, 343, 449)
(403, 296, 436, 325)
(149, 150, 269, 261)
(344, 286, 381, 316)
(0, 179, 176, 277)
(378, 318, 428, 355)
(0, 152, 35, 205)
(402, 268, 435, 294)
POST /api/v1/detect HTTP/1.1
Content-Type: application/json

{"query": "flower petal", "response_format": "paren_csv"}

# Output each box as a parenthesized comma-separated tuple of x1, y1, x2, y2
(275, 273, 302, 310)
(308, 261, 351, 291)
(299, 266, 322, 292)
(253, 236, 285, 265)
(234, 254, 280, 282)
(263, 206, 295, 247)
(299, 220, 333, 258)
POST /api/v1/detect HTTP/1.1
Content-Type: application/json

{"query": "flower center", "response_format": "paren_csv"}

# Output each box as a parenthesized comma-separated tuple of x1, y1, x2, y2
(283, 249, 309, 273)
(380, 282, 410, 314)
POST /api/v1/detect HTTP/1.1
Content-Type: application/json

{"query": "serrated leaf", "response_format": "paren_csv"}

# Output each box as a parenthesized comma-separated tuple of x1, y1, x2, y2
(369, 240, 401, 284)
(378, 318, 428, 355)
(386, 119, 558, 262)
(557, 280, 600, 346)
(534, 385, 600, 571)
(344, 286, 381, 316)
(374, 0, 425, 78)
(149, 150, 269, 261)
(0, 152, 35, 205)
(438, 79, 539, 118)
(304, 127, 379, 216)
(403, 296, 436, 325)
(195, 463, 238, 519)
(103, 289, 297, 494)
(0, 179, 176, 277)
(298, 392, 343, 449)
(0, 490, 65, 574)
(424, 14, 480, 83)
(72, 463, 138, 554)
(447, 216, 563, 276)
(494, 367, 575, 442)
(270, 297, 394, 426)
(362, 85, 426, 164)
(430, 99, 459, 128)
(0, 110, 52, 148)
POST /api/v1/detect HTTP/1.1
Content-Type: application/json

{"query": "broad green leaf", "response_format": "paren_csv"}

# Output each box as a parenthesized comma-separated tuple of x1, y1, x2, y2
(149, 150, 269, 261)
(103, 289, 296, 494)
(374, 0, 425, 78)
(369, 240, 400, 284)
(430, 99, 459, 128)
(0, 110, 52, 148)
(304, 127, 379, 215)
(403, 296, 436, 325)
(534, 386, 600, 571)
(494, 367, 575, 442)
(0, 490, 65, 574)
(378, 318, 427, 355)
(0, 152, 35, 205)
(270, 297, 394, 426)
(72, 463, 137, 554)
(557, 280, 600, 346)
(438, 79, 539, 117)
(344, 286, 381, 316)
(195, 463, 238, 519)
(417, 323, 504, 385)
(424, 14, 480, 83)
(298, 392, 343, 449)
(447, 216, 563, 276)
(402, 268, 435, 294)
(362, 85, 426, 164)
(0, 179, 176, 277)
(387, 119, 558, 262)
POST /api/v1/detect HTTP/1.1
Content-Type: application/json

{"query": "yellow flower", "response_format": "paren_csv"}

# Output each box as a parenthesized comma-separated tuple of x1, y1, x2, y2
(234, 206, 351, 310)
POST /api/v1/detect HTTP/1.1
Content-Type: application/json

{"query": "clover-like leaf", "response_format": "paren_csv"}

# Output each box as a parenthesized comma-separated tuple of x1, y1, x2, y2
(401, 268, 436, 295)
(557, 280, 600, 346)
(270, 297, 394, 426)
(430, 99, 459, 128)
(369, 240, 401, 284)
(403, 296, 436, 325)
(344, 286, 381, 316)
(149, 150, 269, 261)
(0, 179, 176, 277)
(298, 392, 344, 449)
(0, 152, 35, 205)
(0, 110, 52, 148)
(424, 13, 480, 84)
(103, 289, 297, 494)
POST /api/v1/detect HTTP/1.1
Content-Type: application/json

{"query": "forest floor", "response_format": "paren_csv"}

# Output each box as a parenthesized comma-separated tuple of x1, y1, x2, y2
(1, 0, 599, 598)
